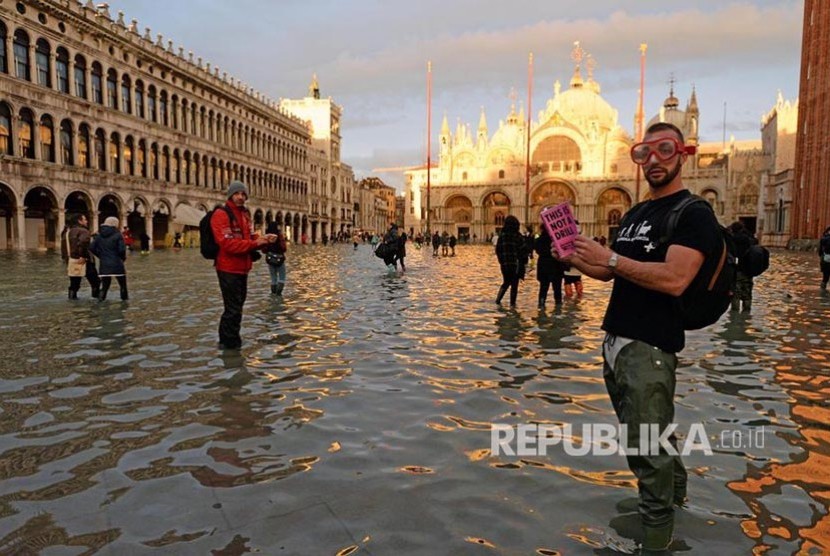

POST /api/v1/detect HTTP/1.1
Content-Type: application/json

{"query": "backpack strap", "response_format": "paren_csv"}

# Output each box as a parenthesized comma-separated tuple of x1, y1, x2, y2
(658, 194, 709, 245)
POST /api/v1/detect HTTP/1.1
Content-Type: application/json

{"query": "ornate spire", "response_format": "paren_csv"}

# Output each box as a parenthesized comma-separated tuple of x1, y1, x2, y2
(687, 84, 698, 113)
(570, 41, 585, 88)
(441, 113, 450, 136)
(663, 73, 679, 109)
(585, 53, 600, 94)
(309, 74, 320, 99)
(478, 106, 488, 132)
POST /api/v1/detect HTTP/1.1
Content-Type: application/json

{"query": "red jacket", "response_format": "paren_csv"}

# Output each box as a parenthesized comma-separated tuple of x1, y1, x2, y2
(210, 201, 260, 274)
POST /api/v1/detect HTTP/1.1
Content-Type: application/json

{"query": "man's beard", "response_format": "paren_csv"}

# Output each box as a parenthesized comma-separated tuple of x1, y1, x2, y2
(644, 158, 682, 189)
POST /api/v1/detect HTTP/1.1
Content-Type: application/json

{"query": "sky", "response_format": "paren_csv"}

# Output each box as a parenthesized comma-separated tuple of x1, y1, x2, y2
(108, 0, 803, 191)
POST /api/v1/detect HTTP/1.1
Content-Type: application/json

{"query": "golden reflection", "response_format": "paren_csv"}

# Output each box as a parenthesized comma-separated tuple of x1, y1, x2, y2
(335, 545, 359, 556)
(328, 441, 341, 452)
(464, 449, 491, 462)
(398, 466, 434, 474)
(464, 536, 496, 548)
(0, 513, 119, 553)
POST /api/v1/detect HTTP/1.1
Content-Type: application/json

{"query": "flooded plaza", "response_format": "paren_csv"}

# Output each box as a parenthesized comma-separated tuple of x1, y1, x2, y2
(0, 244, 828, 555)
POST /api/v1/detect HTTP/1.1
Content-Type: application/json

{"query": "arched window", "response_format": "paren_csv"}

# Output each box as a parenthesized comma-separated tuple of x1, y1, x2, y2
(124, 136, 134, 175)
(498, 169, 505, 179)
(183, 150, 191, 185)
(138, 139, 146, 177)
(172, 149, 180, 183)
(18, 108, 34, 158)
(78, 124, 90, 168)
(0, 102, 11, 155)
(35, 39, 50, 87)
(109, 132, 120, 173)
(150, 143, 159, 179)
(55, 47, 69, 93)
(121, 74, 131, 114)
(0, 22, 7, 74)
(147, 85, 157, 122)
(60, 119, 73, 165)
(13, 30, 30, 80)
(94, 128, 105, 170)
(134, 80, 144, 118)
(171, 95, 179, 129)
(190, 104, 197, 136)
(91, 62, 103, 104)
(159, 91, 168, 126)
(73, 54, 86, 99)
(106, 68, 118, 109)
(161, 146, 170, 181)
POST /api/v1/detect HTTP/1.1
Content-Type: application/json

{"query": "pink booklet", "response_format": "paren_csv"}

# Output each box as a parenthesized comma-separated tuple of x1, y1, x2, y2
(540, 203, 579, 257)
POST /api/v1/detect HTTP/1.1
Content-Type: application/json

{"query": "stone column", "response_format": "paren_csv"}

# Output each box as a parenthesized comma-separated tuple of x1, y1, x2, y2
(28, 115, 42, 161)
(4, 35, 13, 75)
(84, 65, 92, 102)
(144, 213, 153, 251)
(16, 203, 26, 250)
(27, 43, 35, 81)
(49, 53, 57, 90)
(57, 207, 65, 240)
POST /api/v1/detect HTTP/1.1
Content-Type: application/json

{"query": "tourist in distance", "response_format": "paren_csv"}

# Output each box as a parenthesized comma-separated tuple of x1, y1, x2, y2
(64, 213, 101, 300)
(534, 223, 566, 309)
(91, 216, 129, 301)
(820, 226, 830, 290)
(264, 222, 288, 296)
(495, 215, 529, 307)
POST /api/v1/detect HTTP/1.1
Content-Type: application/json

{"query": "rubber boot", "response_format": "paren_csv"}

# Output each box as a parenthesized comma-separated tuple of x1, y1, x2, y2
(271, 284, 277, 295)
(275, 283, 284, 296)
(538, 294, 546, 309)
(741, 299, 751, 313)
(91, 287, 100, 299)
(495, 284, 508, 305)
(68, 288, 78, 300)
(642, 522, 673, 553)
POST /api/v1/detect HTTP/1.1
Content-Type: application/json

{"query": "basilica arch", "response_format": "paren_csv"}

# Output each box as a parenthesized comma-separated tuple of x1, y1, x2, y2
(445, 195, 474, 240)
(481, 191, 511, 231)
(97, 193, 122, 228)
(596, 187, 632, 242)
(152, 198, 171, 248)
(530, 181, 577, 218)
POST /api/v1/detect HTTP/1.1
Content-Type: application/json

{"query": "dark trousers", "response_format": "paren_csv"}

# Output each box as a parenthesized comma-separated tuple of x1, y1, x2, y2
(497, 265, 520, 305)
(603, 336, 686, 529)
(100, 276, 128, 300)
(538, 276, 563, 304)
(69, 262, 101, 295)
(217, 270, 248, 348)
(821, 261, 830, 287)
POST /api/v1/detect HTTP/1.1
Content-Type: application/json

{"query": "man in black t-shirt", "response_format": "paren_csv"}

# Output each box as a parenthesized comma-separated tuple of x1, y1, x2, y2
(559, 122, 721, 552)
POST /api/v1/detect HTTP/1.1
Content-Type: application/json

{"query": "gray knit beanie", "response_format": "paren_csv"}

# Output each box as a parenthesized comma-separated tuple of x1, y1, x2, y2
(227, 181, 249, 199)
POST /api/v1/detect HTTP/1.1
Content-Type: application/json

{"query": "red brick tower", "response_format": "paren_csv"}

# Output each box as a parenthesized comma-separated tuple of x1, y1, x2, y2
(792, 0, 830, 239)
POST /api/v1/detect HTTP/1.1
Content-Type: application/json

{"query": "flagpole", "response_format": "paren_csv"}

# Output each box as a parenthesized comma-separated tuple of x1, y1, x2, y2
(635, 43, 647, 203)
(426, 61, 432, 236)
(525, 52, 533, 230)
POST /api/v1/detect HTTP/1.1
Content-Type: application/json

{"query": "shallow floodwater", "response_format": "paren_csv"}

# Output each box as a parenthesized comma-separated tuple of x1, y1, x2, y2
(0, 244, 828, 555)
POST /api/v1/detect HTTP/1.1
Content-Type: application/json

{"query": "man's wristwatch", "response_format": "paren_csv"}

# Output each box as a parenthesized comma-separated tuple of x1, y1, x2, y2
(607, 252, 619, 270)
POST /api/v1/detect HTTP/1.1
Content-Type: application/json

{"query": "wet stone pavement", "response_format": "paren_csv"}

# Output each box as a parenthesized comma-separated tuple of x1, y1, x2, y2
(0, 244, 829, 555)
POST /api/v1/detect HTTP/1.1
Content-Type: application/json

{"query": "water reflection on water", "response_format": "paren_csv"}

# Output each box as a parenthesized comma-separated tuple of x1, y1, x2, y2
(0, 245, 828, 554)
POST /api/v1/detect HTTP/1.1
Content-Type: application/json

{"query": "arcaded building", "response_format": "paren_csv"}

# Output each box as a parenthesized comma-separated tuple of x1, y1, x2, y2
(0, 1, 342, 250)
(791, 0, 830, 240)
(404, 45, 767, 242)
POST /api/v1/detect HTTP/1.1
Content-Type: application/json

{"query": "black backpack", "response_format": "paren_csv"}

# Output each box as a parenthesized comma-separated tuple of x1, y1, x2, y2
(741, 244, 770, 278)
(660, 195, 737, 330)
(199, 206, 234, 260)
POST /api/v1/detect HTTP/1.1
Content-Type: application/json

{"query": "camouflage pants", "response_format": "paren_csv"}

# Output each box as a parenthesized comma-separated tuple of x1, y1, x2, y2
(731, 272, 753, 311)
(603, 335, 686, 529)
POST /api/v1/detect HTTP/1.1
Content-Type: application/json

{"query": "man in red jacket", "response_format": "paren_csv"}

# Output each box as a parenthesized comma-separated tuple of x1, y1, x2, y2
(211, 181, 276, 349)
